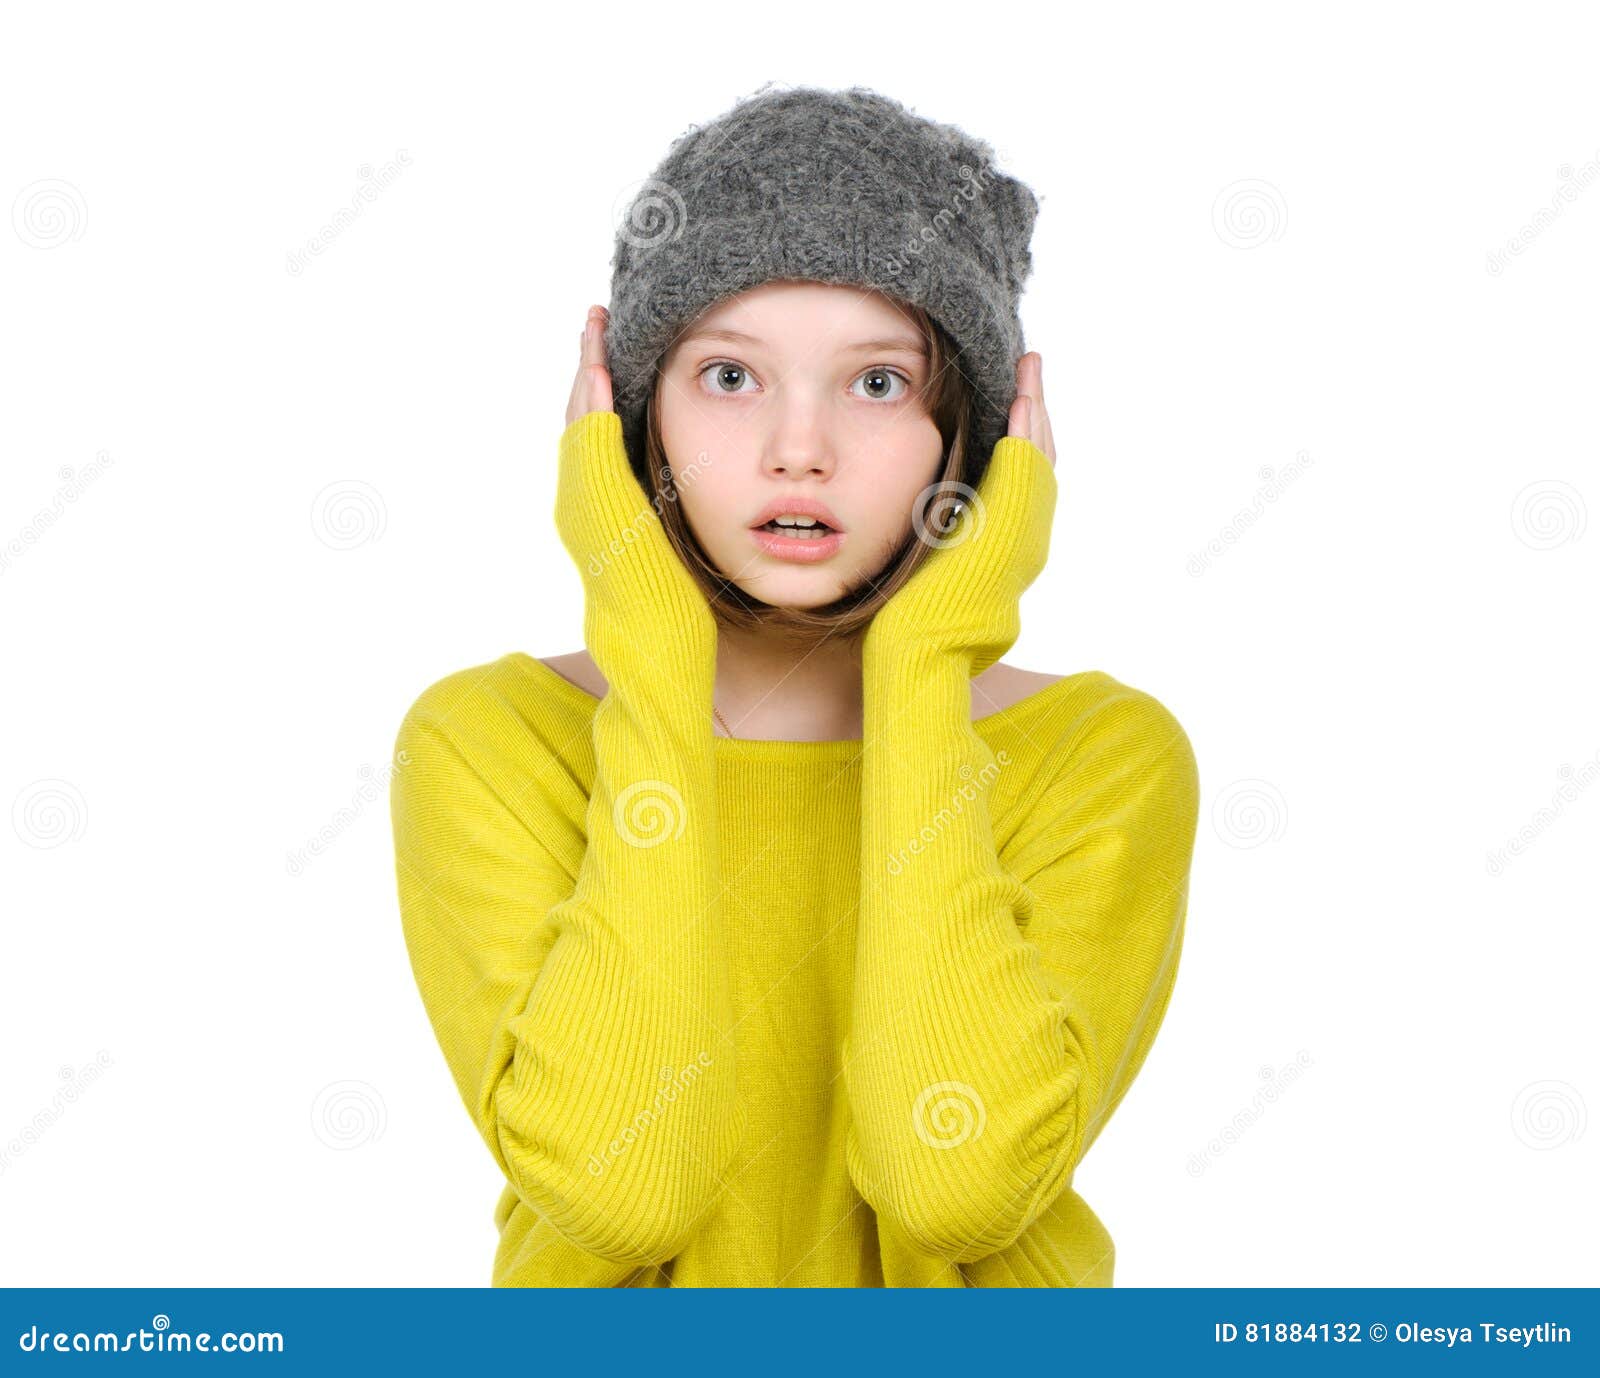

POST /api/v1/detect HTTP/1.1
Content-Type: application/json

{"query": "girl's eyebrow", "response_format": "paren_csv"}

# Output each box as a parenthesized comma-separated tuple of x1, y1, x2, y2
(841, 337, 927, 358)
(680, 326, 926, 357)
(680, 327, 763, 346)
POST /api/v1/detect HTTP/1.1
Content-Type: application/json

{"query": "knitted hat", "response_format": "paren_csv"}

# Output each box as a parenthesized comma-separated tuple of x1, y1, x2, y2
(603, 83, 1040, 489)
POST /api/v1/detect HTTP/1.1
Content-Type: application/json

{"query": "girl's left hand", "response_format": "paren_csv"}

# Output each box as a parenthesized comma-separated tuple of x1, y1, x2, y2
(862, 350, 1059, 670)
(1007, 351, 1056, 468)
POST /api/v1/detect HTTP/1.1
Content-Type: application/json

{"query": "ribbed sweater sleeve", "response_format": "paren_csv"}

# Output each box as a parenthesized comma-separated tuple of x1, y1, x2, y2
(390, 409, 744, 1268)
(843, 436, 1200, 1265)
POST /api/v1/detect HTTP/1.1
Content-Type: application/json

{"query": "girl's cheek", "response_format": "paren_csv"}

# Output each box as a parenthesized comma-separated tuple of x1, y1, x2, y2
(684, 493, 748, 546)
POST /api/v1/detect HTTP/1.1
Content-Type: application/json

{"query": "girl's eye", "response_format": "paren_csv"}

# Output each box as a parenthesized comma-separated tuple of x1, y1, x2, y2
(696, 361, 912, 401)
(699, 361, 759, 395)
(851, 367, 911, 403)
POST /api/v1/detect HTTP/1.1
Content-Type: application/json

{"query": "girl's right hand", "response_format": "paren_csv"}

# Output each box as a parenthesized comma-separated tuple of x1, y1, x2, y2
(566, 304, 615, 425)
(555, 304, 719, 657)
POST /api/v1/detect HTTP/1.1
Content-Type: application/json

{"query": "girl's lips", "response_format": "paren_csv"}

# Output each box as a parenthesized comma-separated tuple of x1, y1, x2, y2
(749, 525, 845, 563)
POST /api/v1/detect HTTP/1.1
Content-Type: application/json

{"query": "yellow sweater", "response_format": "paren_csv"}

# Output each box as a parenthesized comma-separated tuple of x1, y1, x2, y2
(389, 410, 1200, 1287)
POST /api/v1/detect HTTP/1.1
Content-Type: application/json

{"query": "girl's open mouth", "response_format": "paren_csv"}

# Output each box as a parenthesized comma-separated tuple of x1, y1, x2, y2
(749, 521, 845, 563)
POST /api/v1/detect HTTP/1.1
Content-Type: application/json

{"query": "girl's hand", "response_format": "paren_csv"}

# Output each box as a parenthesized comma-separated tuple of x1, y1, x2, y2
(556, 303, 718, 654)
(1007, 351, 1056, 466)
(565, 304, 615, 425)
(863, 351, 1059, 673)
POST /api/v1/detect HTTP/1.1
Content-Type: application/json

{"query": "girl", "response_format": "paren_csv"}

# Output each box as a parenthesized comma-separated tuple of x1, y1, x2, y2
(391, 85, 1199, 1288)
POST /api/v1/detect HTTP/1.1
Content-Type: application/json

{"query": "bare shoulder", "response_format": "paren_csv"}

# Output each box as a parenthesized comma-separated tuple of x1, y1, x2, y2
(969, 661, 1068, 720)
(539, 649, 608, 699)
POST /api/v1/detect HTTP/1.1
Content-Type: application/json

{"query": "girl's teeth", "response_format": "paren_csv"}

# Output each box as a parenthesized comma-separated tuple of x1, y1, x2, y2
(762, 521, 831, 539)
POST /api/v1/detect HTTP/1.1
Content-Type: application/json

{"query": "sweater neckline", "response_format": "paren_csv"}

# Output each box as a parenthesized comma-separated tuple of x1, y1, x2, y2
(509, 652, 1086, 760)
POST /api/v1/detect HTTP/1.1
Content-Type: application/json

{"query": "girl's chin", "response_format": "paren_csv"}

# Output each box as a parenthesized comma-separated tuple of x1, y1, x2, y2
(724, 573, 849, 613)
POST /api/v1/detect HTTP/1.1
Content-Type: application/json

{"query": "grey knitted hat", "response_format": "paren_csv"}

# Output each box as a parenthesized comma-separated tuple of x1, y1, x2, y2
(604, 83, 1040, 489)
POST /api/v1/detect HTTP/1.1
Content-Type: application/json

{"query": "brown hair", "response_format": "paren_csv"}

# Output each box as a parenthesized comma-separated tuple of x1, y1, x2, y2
(639, 298, 976, 646)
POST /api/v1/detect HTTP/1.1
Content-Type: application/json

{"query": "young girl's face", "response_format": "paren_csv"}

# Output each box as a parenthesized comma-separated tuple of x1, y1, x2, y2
(655, 280, 945, 611)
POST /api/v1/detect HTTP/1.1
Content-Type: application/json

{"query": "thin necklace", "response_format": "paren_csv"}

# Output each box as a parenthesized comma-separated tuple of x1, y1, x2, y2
(712, 702, 734, 738)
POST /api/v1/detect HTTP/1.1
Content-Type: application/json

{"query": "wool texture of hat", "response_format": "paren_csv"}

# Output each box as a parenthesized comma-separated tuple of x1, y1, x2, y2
(603, 82, 1041, 489)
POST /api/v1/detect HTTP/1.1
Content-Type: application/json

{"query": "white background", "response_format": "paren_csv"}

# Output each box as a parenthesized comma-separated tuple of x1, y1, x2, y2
(2, 0, 1595, 1287)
